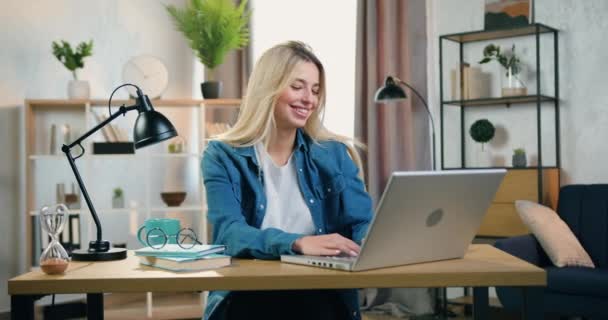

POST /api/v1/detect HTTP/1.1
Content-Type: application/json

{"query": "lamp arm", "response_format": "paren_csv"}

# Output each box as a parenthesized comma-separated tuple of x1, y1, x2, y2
(61, 104, 138, 247)
(395, 78, 434, 128)
(67, 105, 138, 149)
(395, 78, 437, 170)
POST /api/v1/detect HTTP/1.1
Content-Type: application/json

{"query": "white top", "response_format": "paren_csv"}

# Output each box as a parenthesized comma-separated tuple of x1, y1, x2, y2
(254, 142, 316, 235)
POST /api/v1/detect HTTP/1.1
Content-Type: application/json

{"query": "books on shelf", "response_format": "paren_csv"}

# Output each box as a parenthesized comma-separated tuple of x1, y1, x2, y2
(138, 253, 231, 272)
(450, 64, 491, 100)
(134, 244, 226, 259)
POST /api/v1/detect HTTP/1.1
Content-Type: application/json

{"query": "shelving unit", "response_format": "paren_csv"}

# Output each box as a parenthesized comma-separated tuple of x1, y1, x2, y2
(23, 98, 240, 268)
(439, 23, 560, 237)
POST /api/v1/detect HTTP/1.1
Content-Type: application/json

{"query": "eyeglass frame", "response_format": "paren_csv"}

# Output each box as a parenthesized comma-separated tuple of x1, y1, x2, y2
(145, 227, 202, 249)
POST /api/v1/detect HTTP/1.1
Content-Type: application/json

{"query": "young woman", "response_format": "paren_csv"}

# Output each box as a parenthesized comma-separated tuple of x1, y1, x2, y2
(202, 41, 373, 320)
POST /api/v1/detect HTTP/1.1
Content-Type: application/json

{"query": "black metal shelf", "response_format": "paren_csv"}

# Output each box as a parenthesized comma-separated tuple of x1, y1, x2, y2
(442, 95, 556, 107)
(439, 23, 560, 204)
(441, 23, 557, 43)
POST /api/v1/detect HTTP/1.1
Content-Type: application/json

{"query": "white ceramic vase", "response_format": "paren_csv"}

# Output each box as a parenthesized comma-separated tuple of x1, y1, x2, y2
(68, 80, 90, 99)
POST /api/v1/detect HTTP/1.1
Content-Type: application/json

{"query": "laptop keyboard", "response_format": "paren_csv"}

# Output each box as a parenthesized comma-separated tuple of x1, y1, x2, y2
(325, 256, 356, 262)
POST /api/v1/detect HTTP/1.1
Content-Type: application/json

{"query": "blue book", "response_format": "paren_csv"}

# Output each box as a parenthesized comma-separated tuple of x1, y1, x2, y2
(134, 244, 225, 258)
(139, 254, 231, 272)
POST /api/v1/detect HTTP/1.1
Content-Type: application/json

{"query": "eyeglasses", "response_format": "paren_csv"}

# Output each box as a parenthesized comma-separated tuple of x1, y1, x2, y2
(145, 227, 202, 249)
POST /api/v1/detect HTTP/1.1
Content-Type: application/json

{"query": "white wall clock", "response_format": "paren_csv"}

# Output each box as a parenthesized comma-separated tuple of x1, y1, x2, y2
(122, 55, 169, 99)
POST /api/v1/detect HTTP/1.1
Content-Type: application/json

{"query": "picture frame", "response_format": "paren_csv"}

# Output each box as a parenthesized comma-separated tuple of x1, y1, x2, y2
(484, 0, 534, 30)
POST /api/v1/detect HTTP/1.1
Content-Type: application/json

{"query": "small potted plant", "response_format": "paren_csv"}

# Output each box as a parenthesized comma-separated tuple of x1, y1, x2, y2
(469, 119, 496, 151)
(479, 43, 526, 97)
(166, 0, 250, 98)
(52, 40, 94, 99)
(512, 148, 527, 168)
(168, 136, 187, 154)
(112, 188, 124, 209)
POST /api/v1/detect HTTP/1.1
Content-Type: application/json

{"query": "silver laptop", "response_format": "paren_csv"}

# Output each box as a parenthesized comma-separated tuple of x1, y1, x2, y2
(281, 169, 506, 271)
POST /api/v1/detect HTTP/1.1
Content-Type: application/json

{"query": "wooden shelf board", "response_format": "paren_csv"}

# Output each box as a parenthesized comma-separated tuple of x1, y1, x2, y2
(441, 23, 557, 43)
(26, 100, 88, 108)
(443, 95, 556, 107)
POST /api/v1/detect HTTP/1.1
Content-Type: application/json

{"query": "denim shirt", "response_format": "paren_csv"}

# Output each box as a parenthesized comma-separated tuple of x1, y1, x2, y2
(201, 129, 373, 320)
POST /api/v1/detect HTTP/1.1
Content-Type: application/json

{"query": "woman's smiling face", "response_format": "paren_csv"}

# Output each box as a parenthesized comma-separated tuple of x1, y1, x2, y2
(273, 61, 320, 130)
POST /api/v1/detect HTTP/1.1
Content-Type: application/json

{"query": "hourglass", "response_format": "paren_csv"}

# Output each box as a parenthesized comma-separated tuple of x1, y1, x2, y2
(39, 204, 70, 274)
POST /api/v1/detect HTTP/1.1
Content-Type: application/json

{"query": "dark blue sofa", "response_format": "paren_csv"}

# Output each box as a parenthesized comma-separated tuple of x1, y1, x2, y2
(494, 184, 608, 319)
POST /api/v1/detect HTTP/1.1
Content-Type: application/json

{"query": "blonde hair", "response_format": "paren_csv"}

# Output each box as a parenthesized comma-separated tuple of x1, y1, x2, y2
(214, 41, 365, 178)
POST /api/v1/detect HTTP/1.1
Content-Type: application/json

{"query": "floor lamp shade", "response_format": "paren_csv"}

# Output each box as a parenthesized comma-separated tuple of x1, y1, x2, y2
(374, 75, 436, 171)
(375, 76, 407, 101)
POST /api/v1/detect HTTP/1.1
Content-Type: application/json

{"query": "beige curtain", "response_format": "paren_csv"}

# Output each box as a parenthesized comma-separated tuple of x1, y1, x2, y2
(355, 0, 430, 202)
(206, 0, 252, 122)
(355, 0, 434, 317)
(211, 45, 251, 99)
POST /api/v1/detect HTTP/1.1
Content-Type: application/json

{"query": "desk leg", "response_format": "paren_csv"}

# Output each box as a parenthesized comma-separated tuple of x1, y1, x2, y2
(11, 295, 36, 320)
(522, 286, 543, 320)
(472, 287, 489, 320)
(87, 293, 104, 320)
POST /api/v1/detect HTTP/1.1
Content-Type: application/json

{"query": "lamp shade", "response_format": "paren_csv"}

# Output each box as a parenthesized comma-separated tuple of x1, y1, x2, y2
(374, 76, 407, 102)
(133, 110, 178, 149)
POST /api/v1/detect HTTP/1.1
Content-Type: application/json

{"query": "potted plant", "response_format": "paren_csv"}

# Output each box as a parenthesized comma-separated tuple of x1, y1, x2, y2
(512, 148, 527, 168)
(168, 136, 186, 153)
(479, 43, 526, 97)
(469, 119, 495, 151)
(166, 0, 250, 98)
(52, 40, 93, 99)
(112, 188, 124, 209)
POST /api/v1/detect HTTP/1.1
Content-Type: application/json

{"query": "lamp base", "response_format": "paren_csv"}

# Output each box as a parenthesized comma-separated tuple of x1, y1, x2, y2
(71, 248, 127, 261)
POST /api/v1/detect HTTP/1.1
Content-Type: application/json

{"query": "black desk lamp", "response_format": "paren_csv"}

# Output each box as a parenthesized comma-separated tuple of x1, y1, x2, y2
(64, 83, 178, 261)
(374, 76, 436, 171)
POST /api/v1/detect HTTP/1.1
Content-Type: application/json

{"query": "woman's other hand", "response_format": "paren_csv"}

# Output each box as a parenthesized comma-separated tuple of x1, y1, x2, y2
(292, 234, 360, 257)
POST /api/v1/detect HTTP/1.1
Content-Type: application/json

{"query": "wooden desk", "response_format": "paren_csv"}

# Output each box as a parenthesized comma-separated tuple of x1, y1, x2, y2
(9, 245, 545, 320)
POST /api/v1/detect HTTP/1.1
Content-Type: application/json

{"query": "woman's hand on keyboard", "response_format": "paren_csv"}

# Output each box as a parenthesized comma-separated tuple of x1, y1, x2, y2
(292, 234, 360, 257)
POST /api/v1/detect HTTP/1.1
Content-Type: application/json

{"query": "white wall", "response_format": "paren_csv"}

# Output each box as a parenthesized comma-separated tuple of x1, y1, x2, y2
(250, 0, 357, 138)
(0, 0, 193, 312)
(0, 0, 193, 102)
(427, 0, 608, 184)
(0, 106, 20, 314)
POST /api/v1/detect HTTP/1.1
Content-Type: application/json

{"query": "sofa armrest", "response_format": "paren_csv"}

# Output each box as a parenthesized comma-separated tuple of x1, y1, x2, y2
(494, 234, 550, 267)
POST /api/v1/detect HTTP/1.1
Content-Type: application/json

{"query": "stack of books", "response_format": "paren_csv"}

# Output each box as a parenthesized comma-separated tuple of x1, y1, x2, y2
(450, 64, 492, 100)
(135, 244, 231, 272)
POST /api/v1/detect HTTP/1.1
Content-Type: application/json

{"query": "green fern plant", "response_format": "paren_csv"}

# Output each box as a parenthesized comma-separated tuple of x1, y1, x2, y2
(51, 40, 93, 80)
(166, 0, 250, 81)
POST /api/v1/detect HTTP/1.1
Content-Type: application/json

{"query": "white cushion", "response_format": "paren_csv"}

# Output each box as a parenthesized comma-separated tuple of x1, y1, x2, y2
(515, 200, 595, 268)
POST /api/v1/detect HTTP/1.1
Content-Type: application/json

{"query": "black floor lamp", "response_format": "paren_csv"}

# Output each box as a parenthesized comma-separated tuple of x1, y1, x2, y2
(64, 84, 178, 261)
(375, 76, 452, 316)
(374, 76, 436, 171)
